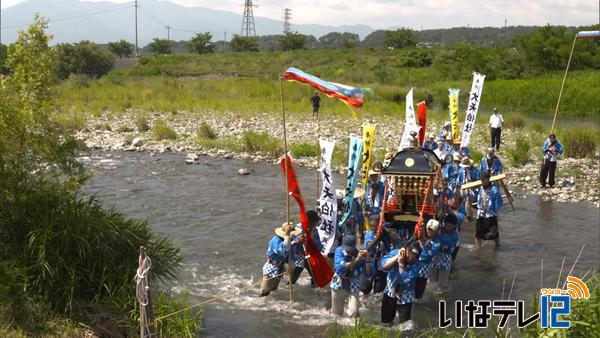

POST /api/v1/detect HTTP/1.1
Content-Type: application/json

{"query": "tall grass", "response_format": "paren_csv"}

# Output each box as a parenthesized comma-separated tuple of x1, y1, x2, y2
(290, 143, 319, 157)
(152, 120, 177, 140)
(55, 51, 600, 120)
(197, 122, 217, 140)
(151, 291, 203, 337)
(507, 136, 531, 166)
(242, 131, 282, 156)
(559, 128, 599, 158)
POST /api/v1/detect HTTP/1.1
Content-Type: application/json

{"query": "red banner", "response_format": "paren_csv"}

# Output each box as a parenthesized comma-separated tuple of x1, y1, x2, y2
(417, 101, 427, 147)
(280, 155, 333, 288)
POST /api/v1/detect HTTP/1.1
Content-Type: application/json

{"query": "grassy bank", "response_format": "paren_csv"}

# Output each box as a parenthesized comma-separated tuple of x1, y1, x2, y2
(54, 50, 600, 120)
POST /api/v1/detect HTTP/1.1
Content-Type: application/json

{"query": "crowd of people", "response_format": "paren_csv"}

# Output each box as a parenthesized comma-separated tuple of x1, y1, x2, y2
(257, 114, 566, 329)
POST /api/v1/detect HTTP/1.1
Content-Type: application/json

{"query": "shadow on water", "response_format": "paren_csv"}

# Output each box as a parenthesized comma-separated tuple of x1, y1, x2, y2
(83, 151, 599, 337)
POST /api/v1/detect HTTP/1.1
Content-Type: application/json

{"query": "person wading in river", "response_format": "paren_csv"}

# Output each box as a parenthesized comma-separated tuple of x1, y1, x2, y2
(290, 210, 323, 287)
(259, 222, 301, 297)
(380, 241, 422, 329)
(475, 172, 503, 250)
(330, 235, 371, 318)
(429, 214, 459, 293)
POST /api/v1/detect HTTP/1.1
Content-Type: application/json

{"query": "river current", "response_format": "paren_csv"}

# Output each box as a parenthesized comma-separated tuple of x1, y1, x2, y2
(82, 151, 599, 337)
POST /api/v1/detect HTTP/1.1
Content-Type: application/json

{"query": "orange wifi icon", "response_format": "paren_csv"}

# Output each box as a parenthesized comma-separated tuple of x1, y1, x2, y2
(564, 276, 590, 300)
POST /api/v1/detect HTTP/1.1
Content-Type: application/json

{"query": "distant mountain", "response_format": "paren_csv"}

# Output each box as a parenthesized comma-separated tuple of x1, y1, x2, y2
(0, 0, 375, 44)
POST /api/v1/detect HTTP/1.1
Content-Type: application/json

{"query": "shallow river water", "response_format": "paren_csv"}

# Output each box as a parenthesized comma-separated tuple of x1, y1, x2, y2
(83, 151, 599, 337)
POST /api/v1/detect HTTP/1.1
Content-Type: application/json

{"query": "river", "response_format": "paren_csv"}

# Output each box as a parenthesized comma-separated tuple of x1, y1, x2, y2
(82, 151, 599, 337)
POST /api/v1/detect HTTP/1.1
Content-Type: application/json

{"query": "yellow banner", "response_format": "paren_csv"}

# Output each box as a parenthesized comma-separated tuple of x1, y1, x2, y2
(449, 89, 460, 144)
(360, 124, 375, 230)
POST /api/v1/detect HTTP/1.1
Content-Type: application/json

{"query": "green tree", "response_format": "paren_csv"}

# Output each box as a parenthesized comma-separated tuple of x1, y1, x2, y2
(0, 43, 8, 74)
(188, 32, 214, 54)
(1, 16, 183, 332)
(318, 32, 359, 49)
(361, 30, 387, 50)
(148, 38, 172, 54)
(384, 28, 417, 49)
(229, 34, 259, 52)
(278, 32, 307, 51)
(55, 41, 114, 79)
(107, 39, 133, 58)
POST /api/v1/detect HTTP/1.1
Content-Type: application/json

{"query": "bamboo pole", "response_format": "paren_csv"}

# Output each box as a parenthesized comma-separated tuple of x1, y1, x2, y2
(279, 75, 293, 303)
(551, 35, 577, 134)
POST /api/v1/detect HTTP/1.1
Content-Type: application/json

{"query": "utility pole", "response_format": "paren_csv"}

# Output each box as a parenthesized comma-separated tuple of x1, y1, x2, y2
(282, 8, 292, 34)
(241, 0, 256, 36)
(165, 25, 171, 41)
(224, 31, 227, 42)
(505, 19, 507, 28)
(134, 0, 139, 58)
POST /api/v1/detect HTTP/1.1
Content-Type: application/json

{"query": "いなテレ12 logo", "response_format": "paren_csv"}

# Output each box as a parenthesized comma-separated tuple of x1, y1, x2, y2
(540, 275, 590, 329)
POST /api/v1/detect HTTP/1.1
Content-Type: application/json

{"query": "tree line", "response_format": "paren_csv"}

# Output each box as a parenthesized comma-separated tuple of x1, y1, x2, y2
(0, 24, 597, 81)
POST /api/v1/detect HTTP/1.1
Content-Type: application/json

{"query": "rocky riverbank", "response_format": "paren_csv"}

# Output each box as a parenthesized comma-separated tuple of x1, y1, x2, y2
(75, 111, 599, 207)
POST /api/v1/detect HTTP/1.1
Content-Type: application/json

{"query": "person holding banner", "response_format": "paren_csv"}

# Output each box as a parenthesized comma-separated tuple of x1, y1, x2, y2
(540, 134, 564, 188)
(488, 108, 504, 151)
(259, 222, 301, 297)
(438, 122, 451, 141)
(331, 235, 372, 318)
(290, 211, 323, 288)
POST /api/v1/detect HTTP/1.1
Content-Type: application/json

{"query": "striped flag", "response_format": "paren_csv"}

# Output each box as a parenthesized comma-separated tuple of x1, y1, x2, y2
(576, 31, 600, 39)
(283, 67, 364, 120)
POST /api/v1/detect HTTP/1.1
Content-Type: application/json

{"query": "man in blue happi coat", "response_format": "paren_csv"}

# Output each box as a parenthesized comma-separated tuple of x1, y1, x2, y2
(259, 222, 301, 297)
(475, 172, 503, 250)
(430, 214, 459, 293)
(479, 147, 503, 176)
(380, 241, 422, 328)
(540, 133, 564, 188)
(331, 235, 371, 318)
(421, 133, 438, 151)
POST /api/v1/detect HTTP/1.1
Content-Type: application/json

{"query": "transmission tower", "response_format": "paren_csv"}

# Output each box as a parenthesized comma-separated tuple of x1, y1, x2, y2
(283, 8, 292, 34)
(241, 0, 256, 36)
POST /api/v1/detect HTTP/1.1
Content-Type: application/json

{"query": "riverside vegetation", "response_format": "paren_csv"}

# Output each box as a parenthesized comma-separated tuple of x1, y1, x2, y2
(0, 17, 201, 336)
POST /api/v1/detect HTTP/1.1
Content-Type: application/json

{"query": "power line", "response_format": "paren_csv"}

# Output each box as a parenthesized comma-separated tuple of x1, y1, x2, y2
(1, 2, 134, 29)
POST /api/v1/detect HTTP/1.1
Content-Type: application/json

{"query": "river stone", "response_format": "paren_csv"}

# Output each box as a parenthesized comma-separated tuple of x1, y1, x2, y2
(238, 168, 250, 175)
(131, 137, 144, 147)
(185, 153, 198, 162)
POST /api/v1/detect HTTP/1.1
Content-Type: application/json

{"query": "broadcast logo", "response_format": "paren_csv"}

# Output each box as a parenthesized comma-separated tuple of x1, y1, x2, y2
(439, 275, 590, 329)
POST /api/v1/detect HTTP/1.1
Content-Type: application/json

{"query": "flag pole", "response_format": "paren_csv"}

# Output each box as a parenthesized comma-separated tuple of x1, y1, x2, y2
(279, 74, 293, 303)
(551, 34, 577, 134)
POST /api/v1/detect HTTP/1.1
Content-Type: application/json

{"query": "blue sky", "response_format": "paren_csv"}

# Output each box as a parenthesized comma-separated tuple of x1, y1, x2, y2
(2, 0, 598, 29)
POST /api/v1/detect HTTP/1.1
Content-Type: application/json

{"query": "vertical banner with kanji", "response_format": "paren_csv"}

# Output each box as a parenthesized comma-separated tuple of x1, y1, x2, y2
(416, 101, 427, 147)
(448, 88, 460, 144)
(317, 139, 337, 255)
(339, 135, 364, 227)
(460, 73, 485, 148)
(398, 88, 420, 151)
(360, 125, 375, 231)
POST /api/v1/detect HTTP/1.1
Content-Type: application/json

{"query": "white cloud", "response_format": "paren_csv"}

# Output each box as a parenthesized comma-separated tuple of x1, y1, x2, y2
(3, 0, 597, 28)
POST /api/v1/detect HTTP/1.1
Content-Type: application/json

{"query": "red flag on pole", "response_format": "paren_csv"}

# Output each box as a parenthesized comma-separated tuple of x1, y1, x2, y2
(280, 155, 333, 287)
(417, 101, 427, 147)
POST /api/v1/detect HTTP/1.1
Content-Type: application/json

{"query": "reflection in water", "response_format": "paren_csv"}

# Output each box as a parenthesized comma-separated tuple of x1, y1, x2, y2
(83, 151, 599, 337)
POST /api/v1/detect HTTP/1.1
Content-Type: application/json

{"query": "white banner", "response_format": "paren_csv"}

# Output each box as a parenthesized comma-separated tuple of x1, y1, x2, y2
(317, 139, 337, 255)
(398, 88, 421, 151)
(460, 73, 486, 148)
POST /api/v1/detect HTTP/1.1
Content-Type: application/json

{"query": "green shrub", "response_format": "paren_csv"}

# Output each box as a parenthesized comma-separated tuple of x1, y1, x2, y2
(505, 115, 525, 129)
(507, 136, 531, 166)
(242, 131, 282, 156)
(560, 128, 599, 158)
(136, 113, 150, 132)
(152, 120, 177, 140)
(53, 112, 86, 131)
(197, 122, 217, 139)
(290, 143, 319, 157)
(151, 291, 203, 337)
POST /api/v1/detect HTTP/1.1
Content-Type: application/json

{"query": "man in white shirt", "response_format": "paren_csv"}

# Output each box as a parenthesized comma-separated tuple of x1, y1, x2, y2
(488, 107, 504, 151)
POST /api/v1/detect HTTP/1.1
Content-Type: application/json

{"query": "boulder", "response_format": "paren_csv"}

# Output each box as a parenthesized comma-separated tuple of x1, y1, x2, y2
(238, 168, 251, 175)
(131, 137, 143, 147)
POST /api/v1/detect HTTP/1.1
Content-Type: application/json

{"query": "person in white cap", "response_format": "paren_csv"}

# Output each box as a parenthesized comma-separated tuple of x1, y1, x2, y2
(479, 147, 503, 176)
(422, 133, 438, 151)
(415, 219, 442, 299)
(488, 107, 504, 150)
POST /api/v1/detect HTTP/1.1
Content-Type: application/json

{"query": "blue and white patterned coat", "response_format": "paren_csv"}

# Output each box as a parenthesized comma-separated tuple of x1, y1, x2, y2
(381, 249, 422, 304)
(330, 246, 370, 292)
